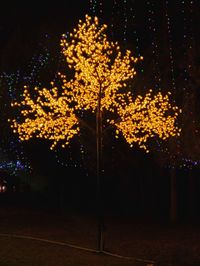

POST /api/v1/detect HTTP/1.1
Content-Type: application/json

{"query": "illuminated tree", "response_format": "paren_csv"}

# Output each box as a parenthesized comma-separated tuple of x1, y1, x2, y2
(10, 15, 181, 251)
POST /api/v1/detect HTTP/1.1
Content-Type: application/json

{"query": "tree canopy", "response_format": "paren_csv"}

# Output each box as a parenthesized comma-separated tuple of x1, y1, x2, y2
(10, 15, 181, 152)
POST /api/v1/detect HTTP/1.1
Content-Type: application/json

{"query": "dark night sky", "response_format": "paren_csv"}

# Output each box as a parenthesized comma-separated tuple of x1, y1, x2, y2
(0, 1, 91, 71)
(0, 1, 155, 67)
(1, 1, 198, 72)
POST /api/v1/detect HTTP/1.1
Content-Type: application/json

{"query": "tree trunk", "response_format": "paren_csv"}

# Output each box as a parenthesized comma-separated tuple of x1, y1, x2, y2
(96, 85, 104, 252)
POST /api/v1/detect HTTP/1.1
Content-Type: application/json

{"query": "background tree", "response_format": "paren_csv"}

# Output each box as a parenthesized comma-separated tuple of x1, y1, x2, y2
(10, 14, 181, 252)
(0, 73, 32, 190)
(150, 28, 200, 223)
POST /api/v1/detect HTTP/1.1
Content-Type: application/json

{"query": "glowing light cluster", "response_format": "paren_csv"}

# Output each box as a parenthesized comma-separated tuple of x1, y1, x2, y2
(0, 160, 27, 175)
(10, 85, 80, 150)
(10, 15, 181, 153)
(60, 15, 141, 113)
(111, 91, 181, 152)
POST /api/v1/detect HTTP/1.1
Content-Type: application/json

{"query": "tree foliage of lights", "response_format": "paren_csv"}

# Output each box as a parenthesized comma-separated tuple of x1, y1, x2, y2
(10, 86, 79, 150)
(10, 15, 181, 152)
(112, 90, 180, 151)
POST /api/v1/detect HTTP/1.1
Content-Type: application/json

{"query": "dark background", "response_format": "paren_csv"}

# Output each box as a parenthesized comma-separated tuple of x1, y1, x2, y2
(0, 1, 200, 222)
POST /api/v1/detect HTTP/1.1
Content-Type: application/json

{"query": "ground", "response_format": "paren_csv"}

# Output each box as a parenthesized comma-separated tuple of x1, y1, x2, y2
(0, 194, 200, 266)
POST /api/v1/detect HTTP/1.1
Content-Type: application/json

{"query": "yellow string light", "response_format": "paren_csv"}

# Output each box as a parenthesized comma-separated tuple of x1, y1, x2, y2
(60, 14, 141, 113)
(10, 85, 79, 150)
(10, 14, 181, 152)
(110, 91, 181, 152)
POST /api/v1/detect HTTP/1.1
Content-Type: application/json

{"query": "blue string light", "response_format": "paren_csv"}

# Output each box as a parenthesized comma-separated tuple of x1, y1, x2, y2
(146, 0, 161, 89)
(165, 0, 176, 91)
